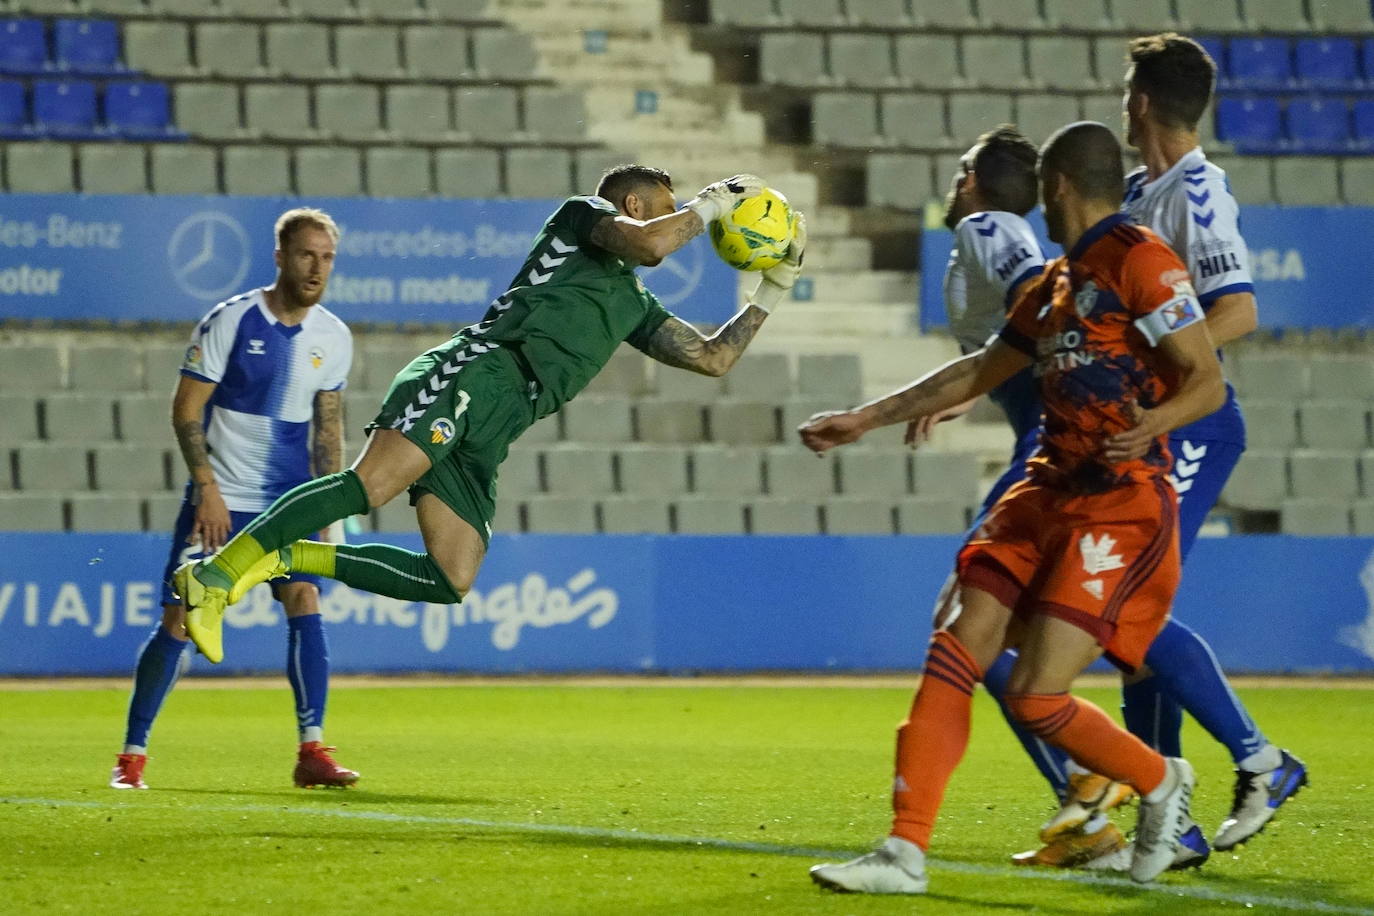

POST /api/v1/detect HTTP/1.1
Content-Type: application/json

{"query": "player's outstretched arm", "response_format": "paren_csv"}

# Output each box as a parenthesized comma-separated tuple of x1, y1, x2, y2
(172, 375, 231, 551)
(798, 339, 1030, 454)
(589, 174, 765, 265)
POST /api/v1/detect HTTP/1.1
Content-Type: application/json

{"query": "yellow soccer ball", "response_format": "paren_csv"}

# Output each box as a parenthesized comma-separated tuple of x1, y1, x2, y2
(709, 188, 795, 271)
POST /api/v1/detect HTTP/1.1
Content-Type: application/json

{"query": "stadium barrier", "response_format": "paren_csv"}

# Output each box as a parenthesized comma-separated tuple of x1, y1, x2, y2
(0, 194, 736, 325)
(2, 532, 1371, 676)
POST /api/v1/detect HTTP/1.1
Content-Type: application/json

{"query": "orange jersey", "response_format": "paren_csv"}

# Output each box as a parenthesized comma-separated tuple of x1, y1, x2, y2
(999, 214, 1204, 493)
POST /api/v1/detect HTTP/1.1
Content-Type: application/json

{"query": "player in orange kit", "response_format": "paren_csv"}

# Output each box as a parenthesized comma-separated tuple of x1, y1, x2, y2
(801, 121, 1227, 894)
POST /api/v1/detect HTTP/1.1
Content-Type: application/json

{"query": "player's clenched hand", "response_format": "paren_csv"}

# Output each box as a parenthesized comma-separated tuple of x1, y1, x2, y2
(684, 173, 766, 225)
(904, 399, 975, 448)
(1102, 399, 1161, 462)
(190, 482, 231, 552)
(798, 410, 866, 454)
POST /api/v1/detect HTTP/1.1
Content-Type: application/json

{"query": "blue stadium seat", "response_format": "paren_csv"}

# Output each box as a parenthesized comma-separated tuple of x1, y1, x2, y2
(1286, 97, 1349, 153)
(1364, 39, 1374, 84)
(1353, 99, 1374, 151)
(1216, 96, 1281, 151)
(32, 79, 101, 139)
(1195, 36, 1227, 83)
(1294, 37, 1358, 88)
(104, 81, 184, 140)
(0, 20, 48, 76)
(53, 20, 124, 75)
(0, 80, 31, 139)
(1228, 37, 1291, 89)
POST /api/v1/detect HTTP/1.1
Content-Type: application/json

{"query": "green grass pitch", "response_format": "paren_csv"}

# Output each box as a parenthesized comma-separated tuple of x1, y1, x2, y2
(3, 679, 1371, 915)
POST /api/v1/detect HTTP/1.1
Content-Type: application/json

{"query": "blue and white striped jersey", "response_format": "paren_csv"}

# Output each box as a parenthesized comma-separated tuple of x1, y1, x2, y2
(944, 210, 1047, 355)
(180, 289, 353, 512)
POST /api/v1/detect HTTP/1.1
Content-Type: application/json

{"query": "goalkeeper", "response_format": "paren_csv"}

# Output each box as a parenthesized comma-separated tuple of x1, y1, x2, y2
(173, 165, 807, 662)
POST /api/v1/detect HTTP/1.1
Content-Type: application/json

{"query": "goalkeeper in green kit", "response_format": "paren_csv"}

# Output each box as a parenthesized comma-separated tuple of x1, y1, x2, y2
(174, 165, 807, 663)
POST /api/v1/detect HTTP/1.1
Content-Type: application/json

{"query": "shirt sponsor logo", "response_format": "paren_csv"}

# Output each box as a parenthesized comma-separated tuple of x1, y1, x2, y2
(1195, 251, 1243, 280)
(430, 417, 456, 445)
(994, 244, 1036, 282)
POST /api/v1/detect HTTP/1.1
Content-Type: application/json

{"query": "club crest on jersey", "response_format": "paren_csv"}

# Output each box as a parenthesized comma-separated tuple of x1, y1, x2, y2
(430, 418, 456, 445)
(184, 344, 203, 369)
(1074, 281, 1099, 318)
(247, 338, 266, 356)
(309, 346, 325, 369)
(1163, 297, 1199, 330)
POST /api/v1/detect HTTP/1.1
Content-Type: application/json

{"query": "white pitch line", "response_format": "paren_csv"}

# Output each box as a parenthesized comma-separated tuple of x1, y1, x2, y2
(5, 796, 1371, 915)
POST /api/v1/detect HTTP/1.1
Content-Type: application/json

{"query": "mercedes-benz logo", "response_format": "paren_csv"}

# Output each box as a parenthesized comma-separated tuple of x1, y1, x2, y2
(642, 237, 705, 307)
(167, 211, 251, 302)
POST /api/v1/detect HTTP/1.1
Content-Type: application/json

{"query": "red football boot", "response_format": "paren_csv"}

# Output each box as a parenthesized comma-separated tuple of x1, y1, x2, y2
(293, 742, 360, 788)
(111, 753, 148, 789)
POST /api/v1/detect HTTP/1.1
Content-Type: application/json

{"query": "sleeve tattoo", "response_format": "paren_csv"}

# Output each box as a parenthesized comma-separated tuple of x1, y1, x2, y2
(644, 307, 769, 377)
(311, 390, 344, 476)
(588, 212, 703, 262)
(173, 418, 214, 483)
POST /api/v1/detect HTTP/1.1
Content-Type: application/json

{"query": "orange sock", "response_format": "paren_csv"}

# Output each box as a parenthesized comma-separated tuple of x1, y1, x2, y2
(1005, 692, 1166, 795)
(891, 630, 983, 851)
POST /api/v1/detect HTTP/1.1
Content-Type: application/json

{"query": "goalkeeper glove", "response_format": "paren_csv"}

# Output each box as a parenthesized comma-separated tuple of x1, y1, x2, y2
(750, 211, 807, 314)
(683, 173, 766, 225)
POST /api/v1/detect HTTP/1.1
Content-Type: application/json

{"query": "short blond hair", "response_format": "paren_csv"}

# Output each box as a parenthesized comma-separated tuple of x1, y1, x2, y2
(275, 207, 340, 250)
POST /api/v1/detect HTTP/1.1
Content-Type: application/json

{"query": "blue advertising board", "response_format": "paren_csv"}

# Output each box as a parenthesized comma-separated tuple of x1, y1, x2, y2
(0, 194, 738, 326)
(920, 205, 1374, 332)
(1, 532, 1371, 677)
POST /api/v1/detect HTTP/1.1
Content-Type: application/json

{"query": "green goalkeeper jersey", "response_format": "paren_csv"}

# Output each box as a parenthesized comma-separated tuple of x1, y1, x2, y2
(467, 195, 675, 414)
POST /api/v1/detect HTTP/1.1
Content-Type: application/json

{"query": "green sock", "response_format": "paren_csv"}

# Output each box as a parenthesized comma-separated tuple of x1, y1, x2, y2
(291, 540, 462, 604)
(205, 471, 370, 588)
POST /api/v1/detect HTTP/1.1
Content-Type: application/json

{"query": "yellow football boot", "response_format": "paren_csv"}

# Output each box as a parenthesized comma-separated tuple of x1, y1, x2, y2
(174, 561, 228, 664)
(1040, 772, 1137, 842)
(1012, 821, 1126, 868)
(227, 549, 291, 605)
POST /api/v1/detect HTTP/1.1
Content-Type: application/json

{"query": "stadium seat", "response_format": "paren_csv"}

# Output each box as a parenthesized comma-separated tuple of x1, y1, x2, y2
(1222, 450, 1286, 509)
(673, 497, 745, 534)
(893, 35, 958, 88)
(150, 144, 216, 193)
(6, 141, 76, 192)
(150, 0, 222, 15)
(1233, 352, 1309, 398)
(848, 0, 912, 27)
(172, 83, 239, 141)
(53, 19, 123, 75)
(1193, 36, 1227, 78)
(79, 144, 147, 194)
(116, 392, 171, 440)
(722, 352, 792, 402)
(1290, 449, 1360, 498)
(367, 0, 426, 20)
(1245, 0, 1311, 31)
(1208, 153, 1273, 204)
(0, 20, 48, 76)
(1228, 37, 1292, 89)
(1299, 400, 1369, 450)
(762, 446, 835, 497)
(1352, 499, 1374, 535)
(1079, 91, 1125, 130)
(244, 84, 313, 141)
(1111, 0, 1175, 31)
(265, 24, 332, 79)
(635, 399, 707, 443)
(1354, 100, 1374, 151)
(401, 26, 470, 80)
(836, 448, 910, 497)
(0, 81, 30, 139)
(796, 354, 862, 403)
(706, 401, 780, 445)
(195, 24, 265, 78)
(471, 28, 538, 81)
(0, 494, 64, 531)
(505, 147, 573, 198)
(829, 33, 895, 88)
(92, 444, 169, 492)
(43, 392, 117, 440)
(778, 0, 844, 26)
(962, 36, 1026, 89)
(522, 87, 587, 143)
(105, 81, 182, 140)
(1364, 39, 1374, 84)
(1239, 399, 1299, 449)
(17, 442, 90, 490)
(977, 0, 1044, 28)
(454, 86, 519, 142)
(1215, 96, 1281, 151)
(146, 491, 182, 531)
(880, 93, 946, 148)
(866, 153, 934, 209)
(426, 0, 491, 19)
(0, 394, 41, 443)
(912, 451, 980, 503)
(812, 91, 880, 147)
(760, 32, 825, 87)
(1016, 95, 1081, 143)
(909, 0, 976, 28)
(583, 347, 652, 397)
(573, 148, 630, 193)
(1273, 155, 1341, 206)
(1286, 97, 1350, 153)
(372, 498, 414, 533)
(599, 497, 671, 534)
(617, 445, 690, 495)
(32, 79, 100, 139)
(434, 147, 501, 197)
(336, 25, 403, 79)
(1341, 156, 1374, 204)
(690, 445, 764, 495)
(385, 86, 454, 142)
(222, 144, 291, 196)
(498, 446, 542, 495)
(366, 146, 431, 197)
(294, 0, 363, 19)
(544, 445, 617, 495)
(1313, 1, 1374, 30)
(1028, 36, 1095, 90)
(317, 84, 383, 142)
(12, 0, 81, 11)
(1280, 498, 1351, 534)
(1312, 355, 1374, 399)
(948, 94, 1014, 149)
(1294, 37, 1358, 88)
(896, 496, 967, 533)
(824, 498, 894, 534)
(562, 396, 633, 444)
(748, 498, 821, 534)
(708, 0, 775, 26)
(666, 372, 729, 408)
(297, 146, 362, 197)
(1176, 0, 1244, 31)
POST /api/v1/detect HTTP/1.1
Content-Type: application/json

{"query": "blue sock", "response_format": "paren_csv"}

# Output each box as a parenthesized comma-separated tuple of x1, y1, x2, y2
(287, 614, 329, 743)
(984, 648, 1071, 802)
(1120, 676, 1184, 757)
(1143, 618, 1266, 765)
(123, 625, 190, 749)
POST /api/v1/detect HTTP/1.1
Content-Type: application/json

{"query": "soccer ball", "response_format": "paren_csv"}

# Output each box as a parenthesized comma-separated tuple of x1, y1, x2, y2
(709, 188, 795, 271)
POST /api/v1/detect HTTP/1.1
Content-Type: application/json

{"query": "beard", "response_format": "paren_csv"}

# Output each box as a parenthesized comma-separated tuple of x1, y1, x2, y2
(942, 185, 964, 230)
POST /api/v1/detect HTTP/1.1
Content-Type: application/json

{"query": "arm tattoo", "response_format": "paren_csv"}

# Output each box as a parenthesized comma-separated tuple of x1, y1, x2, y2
(173, 419, 214, 483)
(587, 212, 704, 263)
(645, 306, 769, 377)
(311, 390, 344, 476)
(588, 215, 641, 261)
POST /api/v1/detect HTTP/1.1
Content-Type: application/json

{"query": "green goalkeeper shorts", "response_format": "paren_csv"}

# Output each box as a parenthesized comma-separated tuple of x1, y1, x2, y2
(371, 337, 537, 546)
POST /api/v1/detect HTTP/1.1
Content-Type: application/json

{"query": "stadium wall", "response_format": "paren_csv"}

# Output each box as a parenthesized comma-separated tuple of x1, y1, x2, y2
(2, 532, 1372, 677)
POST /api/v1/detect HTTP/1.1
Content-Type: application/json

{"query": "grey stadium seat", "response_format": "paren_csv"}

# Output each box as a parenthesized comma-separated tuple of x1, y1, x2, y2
(1341, 160, 1374, 207)
(454, 86, 519, 142)
(492, 496, 521, 534)
(220, 0, 289, 13)
(706, 401, 780, 445)
(386, 86, 454, 143)
(428, 0, 491, 21)
(881, 93, 947, 148)
(708, 0, 776, 26)
(43, 394, 116, 442)
(318, 85, 384, 142)
(825, 498, 895, 535)
(151, 145, 218, 195)
(1221, 450, 1287, 509)
(1080, 92, 1126, 132)
(896, 496, 967, 533)
(123, 22, 195, 78)
(0, 495, 64, 531)
(470, 28, 539, 81)
(1352, 501, 1374, 534)
(1311, 356, 1374, 400)
(796, 353, 862, 403)
(1043, 0, 1109, 28)
(1281, 499, 1351, 535)
(636, 400, 706, 443)
(293, 0, 363, 17)
(912, 451, 980, 503)
(367, 0, 426, 19)
(761, 33, 826, 87)
(748, 498, 821, 534)
(1245, 0, 1311, 30)
(79, 145, 147, 195)
(762, 446, 835, 497)
(722, 352, 792, 402)
(523, 87, 587, 143)
(498, 446, 542, 496)
(87, 0, 150, 12)
(1175, 0, 1244, 31)
(196, 24, 265, 78)
(1289, 450, 1359, 499)
(574, 148, 632, 194)
(0, 394, 40, 444)
(1016, 95, 1082, 145)
(948, 95, 1015, 151)
(829, 33, 896, 88)
(909, 0, 976, 27)
(1232, 352, 1309, 400)
(599, 497, 670, 534)
(505, 148, 573, 199)
(583, 347, 651, 397)
(1311, 0, 1374, 29)
(222, 146, 292, 197)
(778, 0, 844, 26)
(690, 445, 765, 495)
(525, 496, 597, 533)
(781, 396, 843, 437)
(1028, 36, 1096, 90)
(1111, 0, 1176, 30)
(894, 35, 959, 89)
(1299, 401, 1369, 450)
(1209, 155, 1274, 205)
(7, 143, 75, 193)
(1274, 157, 1341, 207)
(848, 0, 911, 27)
(561, 396, 633, 443)
(336, 25, 404, 79)
(373, 498, 414, 533)
(961, 36, 1026, 89)
(117, 393, 172, 442)
(402, 26, 471, 81)
(70, 346, 141, 392)
(1240, 399, 1298, 449)
(16, 443, 90, 491)
(661, 369, 724, 404)
(174, 84, 241, 142)
(93, 445, 170, 492)
(813, 92, 882, 147)
(245, 84, 314, 141)
(1364, 452, 1374, 497)
(617, 445, 690, 495)
(150, 0, 222, 14)
(69, 493, 144, 532)
(836, 449, 910, 497)
(673, 498, 745, 534)
(543, 445, 616, 494)
(977, 0, 1044, 28)
(435, 148, 502, 198)
(146, 492, 183, 532)
(366, 147, 432, 198)
(297, 147, 364, 197)
(867, 153, 935, 209)
(266, 24, 333, 79)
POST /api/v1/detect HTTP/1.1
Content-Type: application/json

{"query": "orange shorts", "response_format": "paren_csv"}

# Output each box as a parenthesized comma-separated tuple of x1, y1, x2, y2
(956, 475, 1180, 671)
